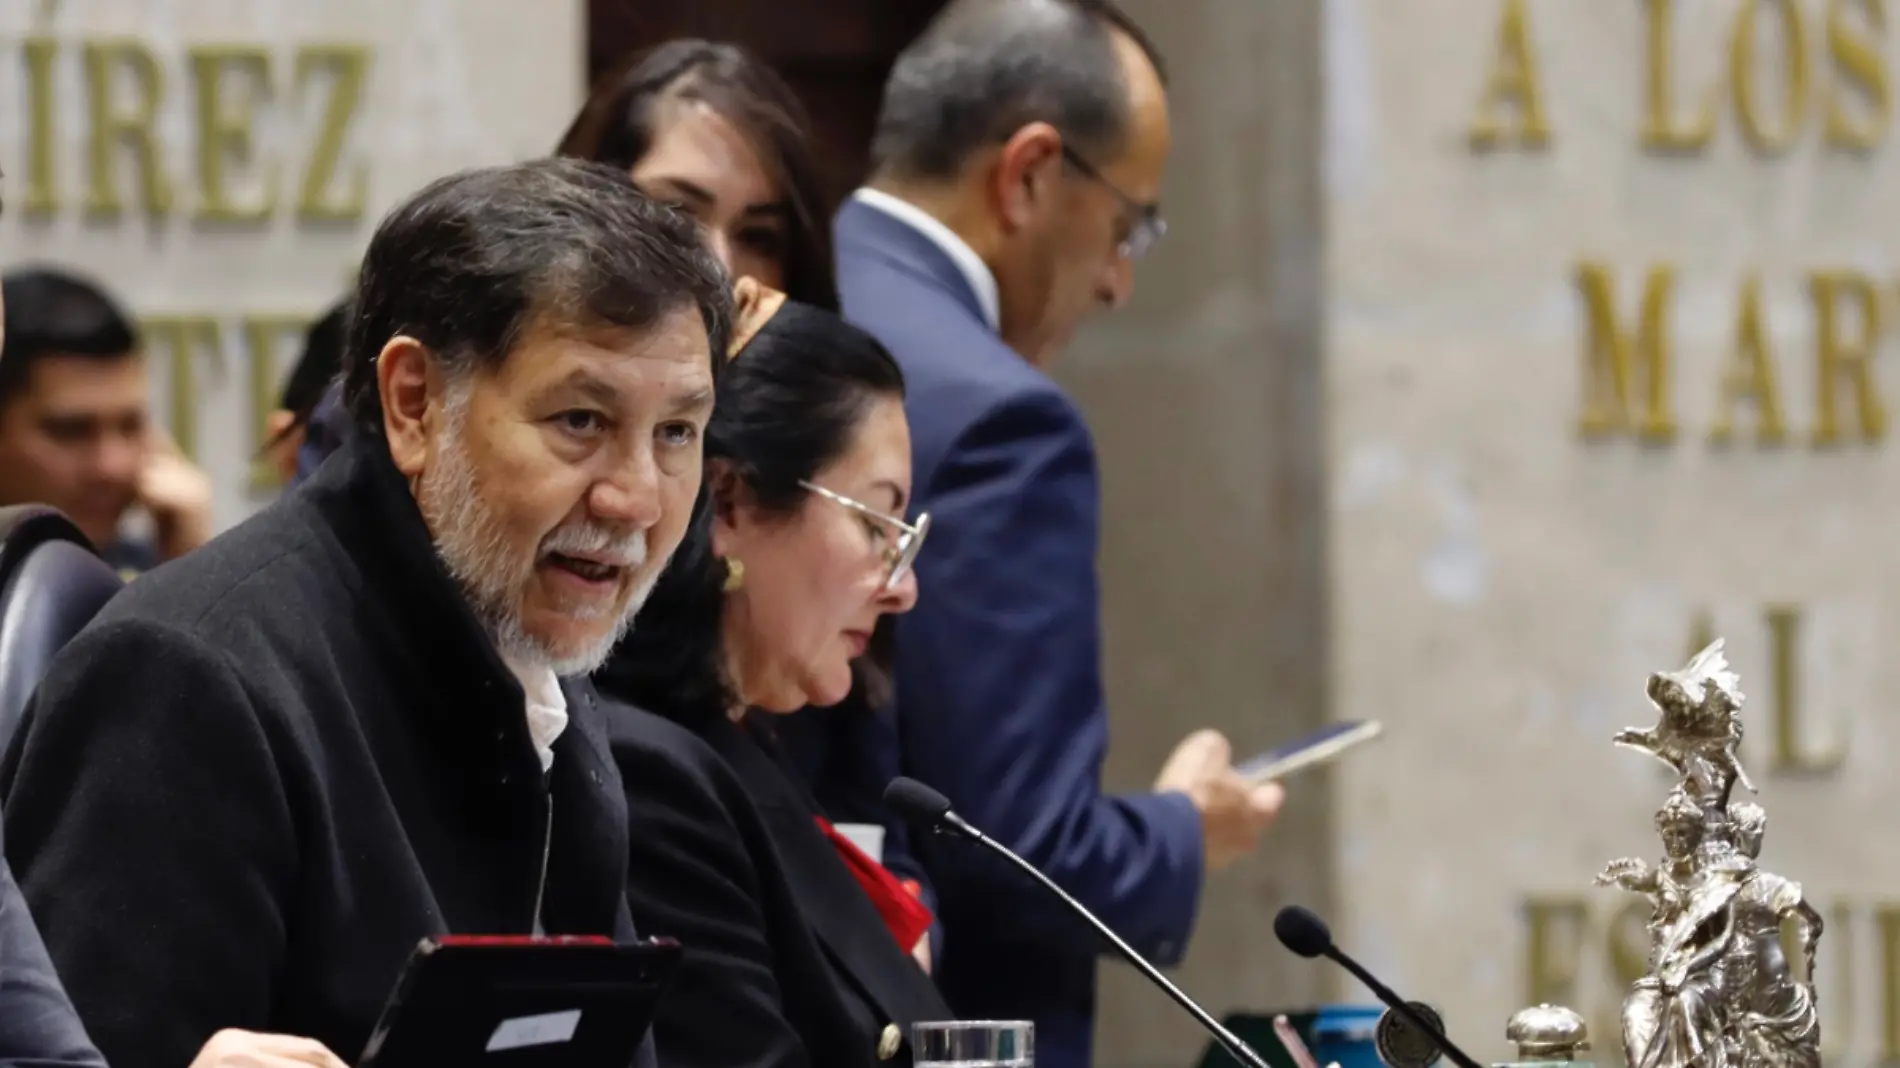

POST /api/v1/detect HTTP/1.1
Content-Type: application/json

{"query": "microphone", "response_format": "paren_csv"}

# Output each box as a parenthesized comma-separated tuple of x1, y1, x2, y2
(1272, 906, 1486, 1068)
(884, 777, 1272, 1068)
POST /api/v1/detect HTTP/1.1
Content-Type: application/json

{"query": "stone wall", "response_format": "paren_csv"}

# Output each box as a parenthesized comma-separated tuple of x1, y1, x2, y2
(1071, 1, 1334, 1065)
(1078, 0, 1900, 1064)
(0, 0, 585, 527)
(1327, 1, 1897, 1064)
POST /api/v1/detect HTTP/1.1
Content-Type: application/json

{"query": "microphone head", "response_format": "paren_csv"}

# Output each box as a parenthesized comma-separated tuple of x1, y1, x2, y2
(884, 777, 953, 827)
(1273, 905, 1334, 959)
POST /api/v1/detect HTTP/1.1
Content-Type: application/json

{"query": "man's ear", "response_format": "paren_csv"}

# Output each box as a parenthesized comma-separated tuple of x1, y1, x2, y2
(376, 336, 443, 478)
(991, 121, 1064, 234)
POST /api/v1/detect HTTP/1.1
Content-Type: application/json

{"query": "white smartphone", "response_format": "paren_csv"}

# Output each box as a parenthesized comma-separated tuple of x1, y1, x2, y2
(1235, 720, 1383, 784)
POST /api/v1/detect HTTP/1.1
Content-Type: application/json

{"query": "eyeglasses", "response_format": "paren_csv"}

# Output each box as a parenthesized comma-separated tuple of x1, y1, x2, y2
(798, 481, 930, 592)
(1060, 144, 1167, 261)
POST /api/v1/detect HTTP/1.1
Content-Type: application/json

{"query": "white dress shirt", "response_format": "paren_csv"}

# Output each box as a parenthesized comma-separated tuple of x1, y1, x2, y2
(502, 653, 568, 773)
(850, 187, 1001, 332)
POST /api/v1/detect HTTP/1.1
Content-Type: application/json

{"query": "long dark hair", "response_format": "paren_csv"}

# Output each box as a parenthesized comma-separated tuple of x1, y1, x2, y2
(594, 302, 905, 722)
(557, 40, 840, 313)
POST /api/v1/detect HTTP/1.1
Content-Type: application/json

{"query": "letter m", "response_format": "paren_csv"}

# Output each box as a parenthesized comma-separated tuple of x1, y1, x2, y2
(1576, 261, 1677, 441)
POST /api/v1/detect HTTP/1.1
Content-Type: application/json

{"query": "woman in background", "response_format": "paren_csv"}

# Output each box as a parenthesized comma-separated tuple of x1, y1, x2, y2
(599, 284, 949, 1067)
(267, 301, 345, 486)
(558, 40, 837, 308)
(560, 39, 932, 956)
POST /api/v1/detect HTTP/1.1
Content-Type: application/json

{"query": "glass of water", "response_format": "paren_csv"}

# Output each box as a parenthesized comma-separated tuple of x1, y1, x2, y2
(913, 1021, 1033, 1067)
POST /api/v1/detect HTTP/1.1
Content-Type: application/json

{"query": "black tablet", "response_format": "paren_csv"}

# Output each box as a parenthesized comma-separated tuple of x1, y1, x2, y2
(358, 935, 682, 1068)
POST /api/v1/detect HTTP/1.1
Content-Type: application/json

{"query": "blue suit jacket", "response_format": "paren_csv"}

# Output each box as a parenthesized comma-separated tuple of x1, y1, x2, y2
(835, 198, 1204, 1068)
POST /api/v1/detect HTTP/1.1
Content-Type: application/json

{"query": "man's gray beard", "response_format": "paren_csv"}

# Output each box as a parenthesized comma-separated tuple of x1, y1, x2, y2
(416, 394, 666, 677)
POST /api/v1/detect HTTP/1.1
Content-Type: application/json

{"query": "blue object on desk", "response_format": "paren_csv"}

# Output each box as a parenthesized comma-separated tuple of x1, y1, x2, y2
(1312, 1005, 1384, 1068)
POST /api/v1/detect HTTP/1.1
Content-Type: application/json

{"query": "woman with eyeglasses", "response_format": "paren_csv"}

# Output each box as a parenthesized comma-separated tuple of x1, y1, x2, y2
(559, 37, 940, 944)
(595, 281, 949, 1068)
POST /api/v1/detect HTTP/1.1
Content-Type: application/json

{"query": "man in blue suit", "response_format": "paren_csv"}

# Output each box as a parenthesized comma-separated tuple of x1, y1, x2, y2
(835, 2, 1285, 1064)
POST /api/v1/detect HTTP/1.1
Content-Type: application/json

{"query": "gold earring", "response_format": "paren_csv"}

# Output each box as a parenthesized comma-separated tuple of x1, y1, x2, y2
(723, 557, 745, 592)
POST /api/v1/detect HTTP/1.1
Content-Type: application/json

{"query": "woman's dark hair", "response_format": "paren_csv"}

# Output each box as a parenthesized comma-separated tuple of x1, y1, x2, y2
(557, 40, 840, 313)
(265, 300, 347, 448)
(595, 301, 906, 722)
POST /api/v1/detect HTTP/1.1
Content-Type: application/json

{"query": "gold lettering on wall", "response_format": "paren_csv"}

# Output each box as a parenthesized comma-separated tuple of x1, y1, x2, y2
(1731, 0, 1813, 154)
(1577, 262, 1678, 441)
(189, 46, 278, 223)
(1469, 0, 1552, 149)
(1711, 274, 1790, 445)
(1825, 0, 1891, 149)
(16, 39, 374, 222)
(1643, 0, 1720, 151)
(294, 46, 372, 222)
(84, 39, 173, 218)
(1809, 270, 1886, 444)
(1524, 898, 1588, 1007)
(1764, 604, 1849, 773)
(1682, 604, 1847, 775)
(22, 37, 59, 214)
(1823, 902, 1854, 1060)
(1880, 907, 1900, 1061)
(141, 316, 222, 461)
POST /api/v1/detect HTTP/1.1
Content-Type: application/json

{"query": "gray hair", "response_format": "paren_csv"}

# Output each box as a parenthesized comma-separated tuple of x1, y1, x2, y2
(870, 0, 1166, 182)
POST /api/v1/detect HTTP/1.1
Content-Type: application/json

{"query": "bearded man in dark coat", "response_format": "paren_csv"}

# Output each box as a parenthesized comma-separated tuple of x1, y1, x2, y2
(0, 156, 730, 1068)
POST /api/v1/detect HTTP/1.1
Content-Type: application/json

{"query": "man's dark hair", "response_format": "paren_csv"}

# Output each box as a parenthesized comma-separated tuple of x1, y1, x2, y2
(0, 267, 140, 407)
(596, 301, 907, 720)
(557, 39, 841, 313)
(340, 157, 732, 431)
(870, 0, 1167, 182)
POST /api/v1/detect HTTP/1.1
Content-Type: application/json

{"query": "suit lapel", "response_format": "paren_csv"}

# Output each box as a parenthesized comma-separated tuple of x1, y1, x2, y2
(835, 198, 990, 328)
(705, 718, 946, 1030)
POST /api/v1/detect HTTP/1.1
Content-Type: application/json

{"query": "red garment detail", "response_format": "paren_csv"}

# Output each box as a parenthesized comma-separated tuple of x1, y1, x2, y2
(813, 816, 935, 950)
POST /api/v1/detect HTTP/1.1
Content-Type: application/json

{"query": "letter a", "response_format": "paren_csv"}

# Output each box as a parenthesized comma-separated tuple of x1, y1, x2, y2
(1471, 0, 1553, 148)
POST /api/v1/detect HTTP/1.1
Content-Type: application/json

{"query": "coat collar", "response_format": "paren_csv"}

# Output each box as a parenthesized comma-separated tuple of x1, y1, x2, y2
(290, 435, 632, 933)
(299, 436, 547, 794)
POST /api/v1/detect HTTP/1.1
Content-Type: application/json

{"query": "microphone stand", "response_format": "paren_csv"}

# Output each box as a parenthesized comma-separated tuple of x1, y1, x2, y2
(937, 813, 1272, 1068)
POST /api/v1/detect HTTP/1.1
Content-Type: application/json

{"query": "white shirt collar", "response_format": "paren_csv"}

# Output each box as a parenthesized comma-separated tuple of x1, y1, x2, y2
(850, 187, 1001, 332)
(502, 654, 568, 773)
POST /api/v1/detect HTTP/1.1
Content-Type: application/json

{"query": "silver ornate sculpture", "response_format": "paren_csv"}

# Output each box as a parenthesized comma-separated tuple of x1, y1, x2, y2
(1586, 639, 1822, 1068)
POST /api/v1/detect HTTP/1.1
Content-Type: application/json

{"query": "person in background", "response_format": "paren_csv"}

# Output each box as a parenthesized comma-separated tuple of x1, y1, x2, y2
(0, 189, 349, 1068)
(557, 39, 838, 309)
(560, 38, 935, 961)
(0, 202, 108, 1068)
(262, 300, 346, 486)
(833, 2, 1284, 1064)
(597, 281, 948, 1068)
(0, 158, 725, 1068)
(0, 268, 212, 574)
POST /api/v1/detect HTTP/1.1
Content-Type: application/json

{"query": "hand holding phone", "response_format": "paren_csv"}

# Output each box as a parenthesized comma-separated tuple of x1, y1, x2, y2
(1155, 730, 1286, 871)
(1235, 720, 1383, 785)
